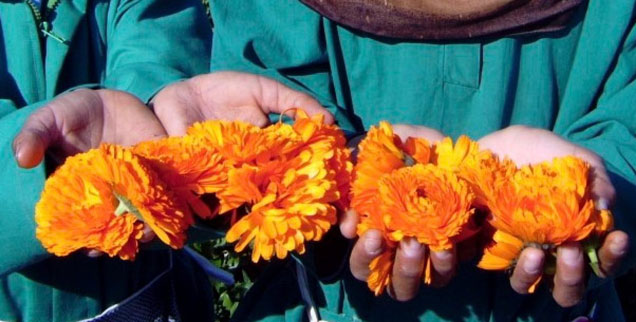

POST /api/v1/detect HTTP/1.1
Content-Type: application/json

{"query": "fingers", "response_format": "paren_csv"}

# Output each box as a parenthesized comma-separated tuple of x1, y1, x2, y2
(350, 229, 385, 281)
(339, 209, 359, 239)
(13, 106, 60, 168)
(510, 247, 545, 294)
(597, 230, 629, 277)
(430, 249, 457, 288)
(257, 75, 334, 125)
(389, 238, 426, 301)
(392, 124, 445, 144)
(553, 243, 585, 307)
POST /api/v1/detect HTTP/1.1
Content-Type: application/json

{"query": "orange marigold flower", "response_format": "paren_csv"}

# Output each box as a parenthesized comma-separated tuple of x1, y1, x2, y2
(224, 151, 339, 262)
(367, 249, 395, 296)
(188, 120, 293, 167)
(290, 110, 353, 210)
(133, 136, 228, 218)
(380, 164, 476, 251)
(433, 135, 480, 171)
(352, 122, 407, 232)
(477, 156, 613, 289)
(36, 144, 192, 260)
(404, 137, 433, 164)
(370, 165, 475, 288)
(489, 157, 611, 245)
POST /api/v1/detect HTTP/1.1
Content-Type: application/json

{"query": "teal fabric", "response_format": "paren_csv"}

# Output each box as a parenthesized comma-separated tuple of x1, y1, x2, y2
(210, 1, 636, 321)
(0, 1, 213, 320)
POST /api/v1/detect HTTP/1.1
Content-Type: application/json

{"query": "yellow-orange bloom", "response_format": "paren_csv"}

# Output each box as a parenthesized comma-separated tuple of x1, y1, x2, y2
(224, 152, 339, 262)
(36, 144, 192, 260)
(352, 122, 407, 233)
(380, 164, 475, 251)
(432, 135, 480, 171)
(290, 110, 352, 210)
(366, 165, 475, 289)
(478, 156, 613, 288)
(187, 120, 292, 167)
(133, 136, 228, 218)
(367, 250, 395, 296)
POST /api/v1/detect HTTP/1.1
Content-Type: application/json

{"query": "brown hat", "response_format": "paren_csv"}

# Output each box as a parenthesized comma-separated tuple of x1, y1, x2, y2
(300, 0, 584, 40)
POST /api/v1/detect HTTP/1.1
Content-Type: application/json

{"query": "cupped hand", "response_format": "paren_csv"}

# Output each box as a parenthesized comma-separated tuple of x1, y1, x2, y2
(478, 125, 629, 307)
(13, 88, 166, 168)
(151, 71, 334, 135)
(13, 88, 167, 252)
(341, 124, 453, 301)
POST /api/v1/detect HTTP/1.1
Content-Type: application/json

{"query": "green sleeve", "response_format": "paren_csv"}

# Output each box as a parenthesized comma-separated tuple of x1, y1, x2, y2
(0, 0, 213, 277)
(104, 0, 212, 103)
(0, 101, 48, 277)
(561, 22, 636, 274)
(210, 0, 359, 132)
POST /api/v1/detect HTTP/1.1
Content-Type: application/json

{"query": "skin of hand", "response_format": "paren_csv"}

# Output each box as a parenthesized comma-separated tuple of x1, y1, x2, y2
(476, 125, 629, 307)
(12, 88, 168, 253)
(341, 124, 458, 302)
(151, 71, 335, 136)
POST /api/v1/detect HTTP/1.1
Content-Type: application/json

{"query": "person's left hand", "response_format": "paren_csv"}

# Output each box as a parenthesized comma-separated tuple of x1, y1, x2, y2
(478, 125, 629, 307)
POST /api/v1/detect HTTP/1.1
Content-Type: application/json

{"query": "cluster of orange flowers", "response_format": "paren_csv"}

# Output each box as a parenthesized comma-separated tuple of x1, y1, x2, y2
(36, 110, 351, 262)
(351, 122, 612, 295)
(36, 115, 612, 293)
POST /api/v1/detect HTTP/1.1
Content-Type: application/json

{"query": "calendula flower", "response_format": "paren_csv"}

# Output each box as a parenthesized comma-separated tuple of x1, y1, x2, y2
(133, 136, 227, 218)
(381, 164, 475, 250)
(364, 165, 475, 291)
(290, 110, 352, 210)
(433, 135, 480, 171)
(36, 144, 192, 260)
(352, 122, 408, 230)
(478, 156, 613, 291)
(224, 151, 339, 262)
(188, 120, 290, 167)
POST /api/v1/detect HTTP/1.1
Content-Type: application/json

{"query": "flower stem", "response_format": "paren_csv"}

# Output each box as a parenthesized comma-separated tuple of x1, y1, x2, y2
(114, 192, 144, 221)
(585, 242, 602, 277)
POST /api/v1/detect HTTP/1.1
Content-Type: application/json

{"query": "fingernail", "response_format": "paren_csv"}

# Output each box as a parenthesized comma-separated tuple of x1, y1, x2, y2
(433, 250, 453, 261)
(596, 199, 610, 211)
(610, 238, 628, 256)
(364, 233, 383, 255)
(523, 254, 542, 275)
(402, 238, 425, 258)
(560, 246, 581, 266)
(87, 250, 102, 258)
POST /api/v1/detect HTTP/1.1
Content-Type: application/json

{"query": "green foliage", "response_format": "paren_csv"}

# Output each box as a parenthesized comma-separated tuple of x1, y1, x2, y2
(193, 238, 261, 321)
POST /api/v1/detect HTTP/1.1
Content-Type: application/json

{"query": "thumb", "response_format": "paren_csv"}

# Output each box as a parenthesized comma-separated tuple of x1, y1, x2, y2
(13, 106, 60, 168)
(256, 75, 335, 125)
(569, 144, 615, 209)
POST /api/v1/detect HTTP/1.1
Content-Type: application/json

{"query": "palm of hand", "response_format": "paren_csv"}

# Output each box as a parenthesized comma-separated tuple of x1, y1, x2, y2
(14, 89, 166, 168)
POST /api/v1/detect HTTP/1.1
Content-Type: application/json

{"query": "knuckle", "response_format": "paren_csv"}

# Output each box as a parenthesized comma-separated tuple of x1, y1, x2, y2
(556, 273, 583, 287)
(554, 293, 582, 308)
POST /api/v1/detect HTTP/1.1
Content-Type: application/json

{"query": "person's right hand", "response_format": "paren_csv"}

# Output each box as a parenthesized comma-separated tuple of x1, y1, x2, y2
(151, 71, 334, 136)
(13, 88, 167, 168)
(341, 124, 456, 302)
(13, 88, 168, 254)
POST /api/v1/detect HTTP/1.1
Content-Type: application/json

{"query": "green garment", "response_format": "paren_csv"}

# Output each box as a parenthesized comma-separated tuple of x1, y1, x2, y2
(210, 1, 636, 321)
(0, 1, 213, 321)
